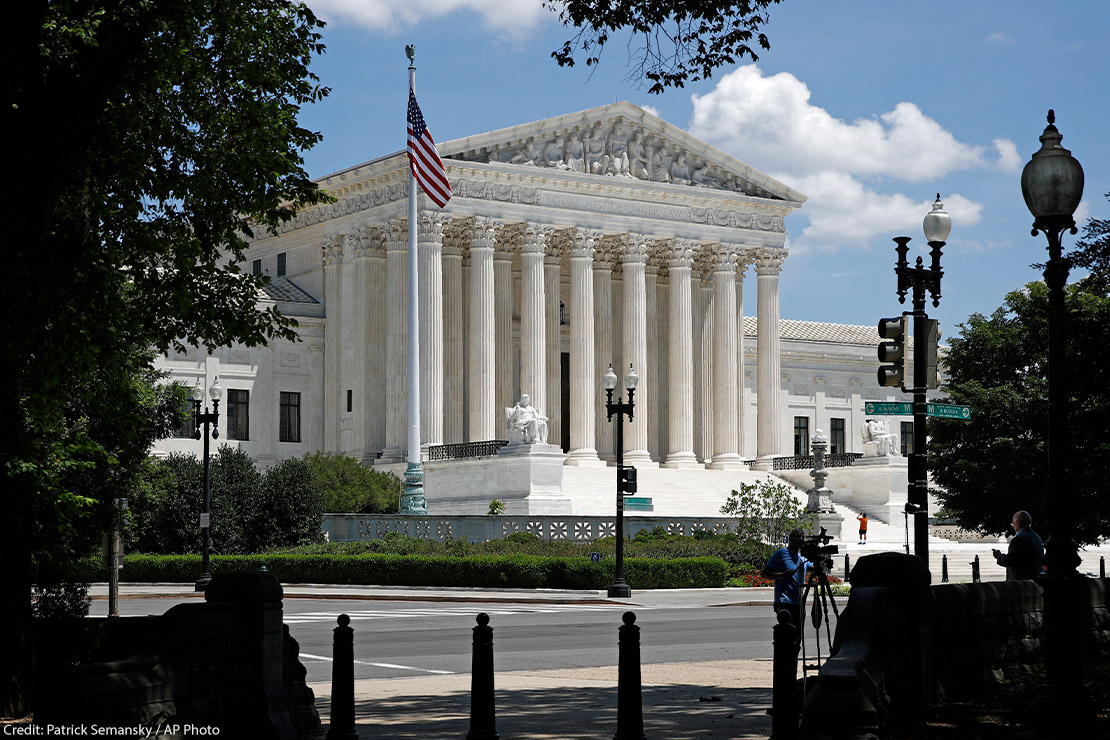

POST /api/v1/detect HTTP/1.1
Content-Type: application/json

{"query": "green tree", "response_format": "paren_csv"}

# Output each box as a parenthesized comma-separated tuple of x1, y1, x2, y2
(720, 479, 814, 562)
(305, 452, 402, 514)
(548, 0, 781, 93)
(253, 456, 325, 552)
(929, 279, 1110, 543)
(1, 1, 327, 715)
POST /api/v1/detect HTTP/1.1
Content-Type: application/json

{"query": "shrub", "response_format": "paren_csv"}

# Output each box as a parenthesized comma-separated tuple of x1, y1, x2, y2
(252, 456, 325, 552)
(305, 452, 401, 514)
(720, 479, 816, 562)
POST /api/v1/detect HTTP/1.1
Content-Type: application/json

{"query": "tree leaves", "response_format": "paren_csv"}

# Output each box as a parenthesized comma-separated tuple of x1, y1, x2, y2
(547, 0, 780, 94)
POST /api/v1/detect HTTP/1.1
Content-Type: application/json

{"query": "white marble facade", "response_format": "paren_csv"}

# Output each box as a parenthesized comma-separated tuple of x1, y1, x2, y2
(152, 103, 914, 469)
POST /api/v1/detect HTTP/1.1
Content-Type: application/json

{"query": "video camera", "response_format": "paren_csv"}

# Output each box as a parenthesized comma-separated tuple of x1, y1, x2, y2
(799, 526, 838, 569)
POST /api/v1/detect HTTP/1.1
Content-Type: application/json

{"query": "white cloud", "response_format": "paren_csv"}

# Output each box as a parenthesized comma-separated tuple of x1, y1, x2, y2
(983, 31, 1013, 45)
(309, 0, 549, 38)
(689, 66, 986, 181)
(639, 104, 661, 119)
(773, 171, 983, 253)
(993, 138, 1022, 172)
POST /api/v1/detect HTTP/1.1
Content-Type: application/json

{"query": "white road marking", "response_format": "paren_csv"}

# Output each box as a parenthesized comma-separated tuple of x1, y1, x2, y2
(299, 653, 454, 675)
(282, 602, 652, 625)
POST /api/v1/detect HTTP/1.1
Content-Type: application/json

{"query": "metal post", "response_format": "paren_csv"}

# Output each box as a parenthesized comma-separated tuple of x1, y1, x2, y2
(606, 379, 634, 599)
(326, 614, 358, 740)
(1101, 556, 1105, 579)
(971, 555, 980, 583)
(615, 611, 646, 740)
(771, 609, 799, 740)
(941, 554, 949, 583)
(107, 496, 120, 619)
(910, 287, 929, 569)
(467, 613, 498, 740)
(843, 554, 851, 583)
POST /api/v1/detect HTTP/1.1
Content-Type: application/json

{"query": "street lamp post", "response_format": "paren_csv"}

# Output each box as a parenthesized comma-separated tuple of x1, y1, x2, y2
(192, 375, 222, 592)
(604, 363, 638, 599)
(889, 196, 951, 568)
(1020, 109, 1095, 735)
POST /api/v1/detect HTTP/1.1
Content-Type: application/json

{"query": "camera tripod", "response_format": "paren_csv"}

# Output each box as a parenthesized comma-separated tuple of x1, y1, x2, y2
(798, 556, 841, 683)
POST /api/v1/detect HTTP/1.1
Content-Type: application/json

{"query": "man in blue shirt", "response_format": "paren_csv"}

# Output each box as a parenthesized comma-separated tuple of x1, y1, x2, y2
(761, 529, 812, 633)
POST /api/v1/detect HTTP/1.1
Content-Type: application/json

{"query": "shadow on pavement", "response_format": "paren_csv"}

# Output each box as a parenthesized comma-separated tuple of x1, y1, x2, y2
(317, 683, 773, 739)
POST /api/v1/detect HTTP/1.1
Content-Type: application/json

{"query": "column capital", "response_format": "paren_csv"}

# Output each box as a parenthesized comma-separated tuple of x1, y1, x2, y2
(712, 243, 741, 273)
(417, 212, 450, 241)
(522, 223, 555, 255)
(664, 238, 696, 270)
(442, 219, 469, 257)
(546, 229, 572, 265)
(322, 234, 344, 267)
(470, 217, 500, 251)
(386, 218, 408, 252)
(494, 222, 522, 261)
(570, 227, 602, 260)
(693, 242, 719, 281)
(754, 248, 788, 276)
(619, 234, 649, 265)
(349, 226, 385, 260)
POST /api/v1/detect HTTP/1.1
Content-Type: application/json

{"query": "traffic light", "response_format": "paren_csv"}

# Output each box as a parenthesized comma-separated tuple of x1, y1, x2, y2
(619, 465, 638, 494)
(877, 316, 909, 388)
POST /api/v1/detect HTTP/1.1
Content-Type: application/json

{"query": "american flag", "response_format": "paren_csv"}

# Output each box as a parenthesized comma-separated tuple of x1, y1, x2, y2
(407, 89, 451, 208)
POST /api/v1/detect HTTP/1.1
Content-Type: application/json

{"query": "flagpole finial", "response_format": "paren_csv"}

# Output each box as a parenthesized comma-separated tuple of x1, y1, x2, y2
(405, 45, 415, 67)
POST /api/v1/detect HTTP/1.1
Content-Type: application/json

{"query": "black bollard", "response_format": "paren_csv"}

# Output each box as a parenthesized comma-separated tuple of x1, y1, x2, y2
(327, 614, 359, 740)
(615, 611, 646, 740)
(971, 554, 981, 583)
(942, 554, 949, 583)
(770, 609, 799, 740)
(844, 554, 851, 583)
(467, 613, 499, 740)
(1101, 556, 1105, 579)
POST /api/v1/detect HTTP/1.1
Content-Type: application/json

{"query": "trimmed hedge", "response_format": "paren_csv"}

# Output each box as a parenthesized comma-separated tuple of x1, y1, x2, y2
(82, 553, 729, 589)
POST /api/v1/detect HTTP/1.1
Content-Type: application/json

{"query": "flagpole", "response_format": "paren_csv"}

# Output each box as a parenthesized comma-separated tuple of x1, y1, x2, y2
(401, 44, 428, 515)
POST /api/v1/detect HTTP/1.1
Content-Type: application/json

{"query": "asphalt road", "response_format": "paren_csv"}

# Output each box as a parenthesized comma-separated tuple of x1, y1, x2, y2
(113, 595, 778, 684)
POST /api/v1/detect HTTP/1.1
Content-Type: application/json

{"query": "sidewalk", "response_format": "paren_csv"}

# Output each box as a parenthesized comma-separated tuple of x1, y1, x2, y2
(91, 584, 778, 738)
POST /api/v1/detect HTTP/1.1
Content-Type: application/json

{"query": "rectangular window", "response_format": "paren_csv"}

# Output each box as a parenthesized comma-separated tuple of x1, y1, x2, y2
(277, 252, 287, 277)
(280, 392, 301, 443)
(829, 418, 846, 455)
(794, 416, 810, 456)
(174, 399, 195, 438)
(901, 421, 914, 456)
(346, 389, 353, 413)
(226, 389, 249, 441)
(252, 259, 262, 277)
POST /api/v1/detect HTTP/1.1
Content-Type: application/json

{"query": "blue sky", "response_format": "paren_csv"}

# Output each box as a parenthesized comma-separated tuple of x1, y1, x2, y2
(295, 0, 1109, 336)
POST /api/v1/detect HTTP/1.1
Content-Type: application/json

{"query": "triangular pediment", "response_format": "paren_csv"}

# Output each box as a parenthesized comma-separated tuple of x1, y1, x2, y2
(439, 101, 806, 205)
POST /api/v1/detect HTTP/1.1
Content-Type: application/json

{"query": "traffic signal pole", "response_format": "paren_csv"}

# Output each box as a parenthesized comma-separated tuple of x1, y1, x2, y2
(910, 296, 930, 567)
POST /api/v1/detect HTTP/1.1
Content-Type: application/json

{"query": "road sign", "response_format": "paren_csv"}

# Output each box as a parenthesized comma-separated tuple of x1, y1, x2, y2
(864, 402, 912, 416)
(589, 552, 601, 563)
(927, 403, 971, 420)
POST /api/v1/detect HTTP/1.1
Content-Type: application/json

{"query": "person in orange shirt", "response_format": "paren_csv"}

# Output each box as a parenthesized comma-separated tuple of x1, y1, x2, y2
(856, 513, 869, 545)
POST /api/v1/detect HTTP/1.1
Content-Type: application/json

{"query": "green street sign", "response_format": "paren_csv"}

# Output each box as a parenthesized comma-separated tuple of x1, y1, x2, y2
(927, 403, 972, 420)
(864, 401, 912, 415)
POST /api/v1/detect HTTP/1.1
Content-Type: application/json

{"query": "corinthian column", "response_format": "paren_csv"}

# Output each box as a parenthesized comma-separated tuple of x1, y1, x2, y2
(620, 235, 652, 465)
(567, 229, 602, 465)
(662, 240, 699, 468)
(468, 218, 497, 441)
(418, 213, 446, 446)
(442, 223, 464, 444)
(544, 237, 563, 448)
(755, 248, 787, 465)
(382, 219, 409, 462)
(594, 243, 615, 462)
(709, 245, 744, 469)
(694, 249, 715, 463)
(493, 226, 515, 416)
(520, 225, 550, 421)
(322, 235, 344, 453)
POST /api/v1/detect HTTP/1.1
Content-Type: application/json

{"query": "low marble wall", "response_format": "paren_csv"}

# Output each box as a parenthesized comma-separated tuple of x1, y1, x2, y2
(323, 514, 739, 543)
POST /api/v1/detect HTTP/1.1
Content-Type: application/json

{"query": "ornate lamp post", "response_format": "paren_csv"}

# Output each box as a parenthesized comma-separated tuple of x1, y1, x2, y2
(1020, 109, 1094, 735)
(192, 375, 222, 592)
(603, 363, 638, 599)
(887, 196, 951, 568)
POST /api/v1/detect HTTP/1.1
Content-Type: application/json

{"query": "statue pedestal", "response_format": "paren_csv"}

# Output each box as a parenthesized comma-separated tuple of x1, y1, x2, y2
(412, 443, 571, 516)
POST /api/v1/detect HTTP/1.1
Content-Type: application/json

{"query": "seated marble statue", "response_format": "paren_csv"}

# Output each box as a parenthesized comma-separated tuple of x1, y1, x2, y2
(862, 418, 899, 457)
(505, 394, 549, 445)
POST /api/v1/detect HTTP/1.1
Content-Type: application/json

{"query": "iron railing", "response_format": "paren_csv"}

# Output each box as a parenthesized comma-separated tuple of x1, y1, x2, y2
(426, 440, 509, 461)
(745, 453, 863, 470)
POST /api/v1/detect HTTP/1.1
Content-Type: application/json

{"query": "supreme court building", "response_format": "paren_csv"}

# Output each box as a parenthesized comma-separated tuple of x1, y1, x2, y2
(154, 103, 908, 499)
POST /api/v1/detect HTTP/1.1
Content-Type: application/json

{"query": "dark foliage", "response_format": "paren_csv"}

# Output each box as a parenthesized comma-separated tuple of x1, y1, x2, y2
(548, 0, 781, 93)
